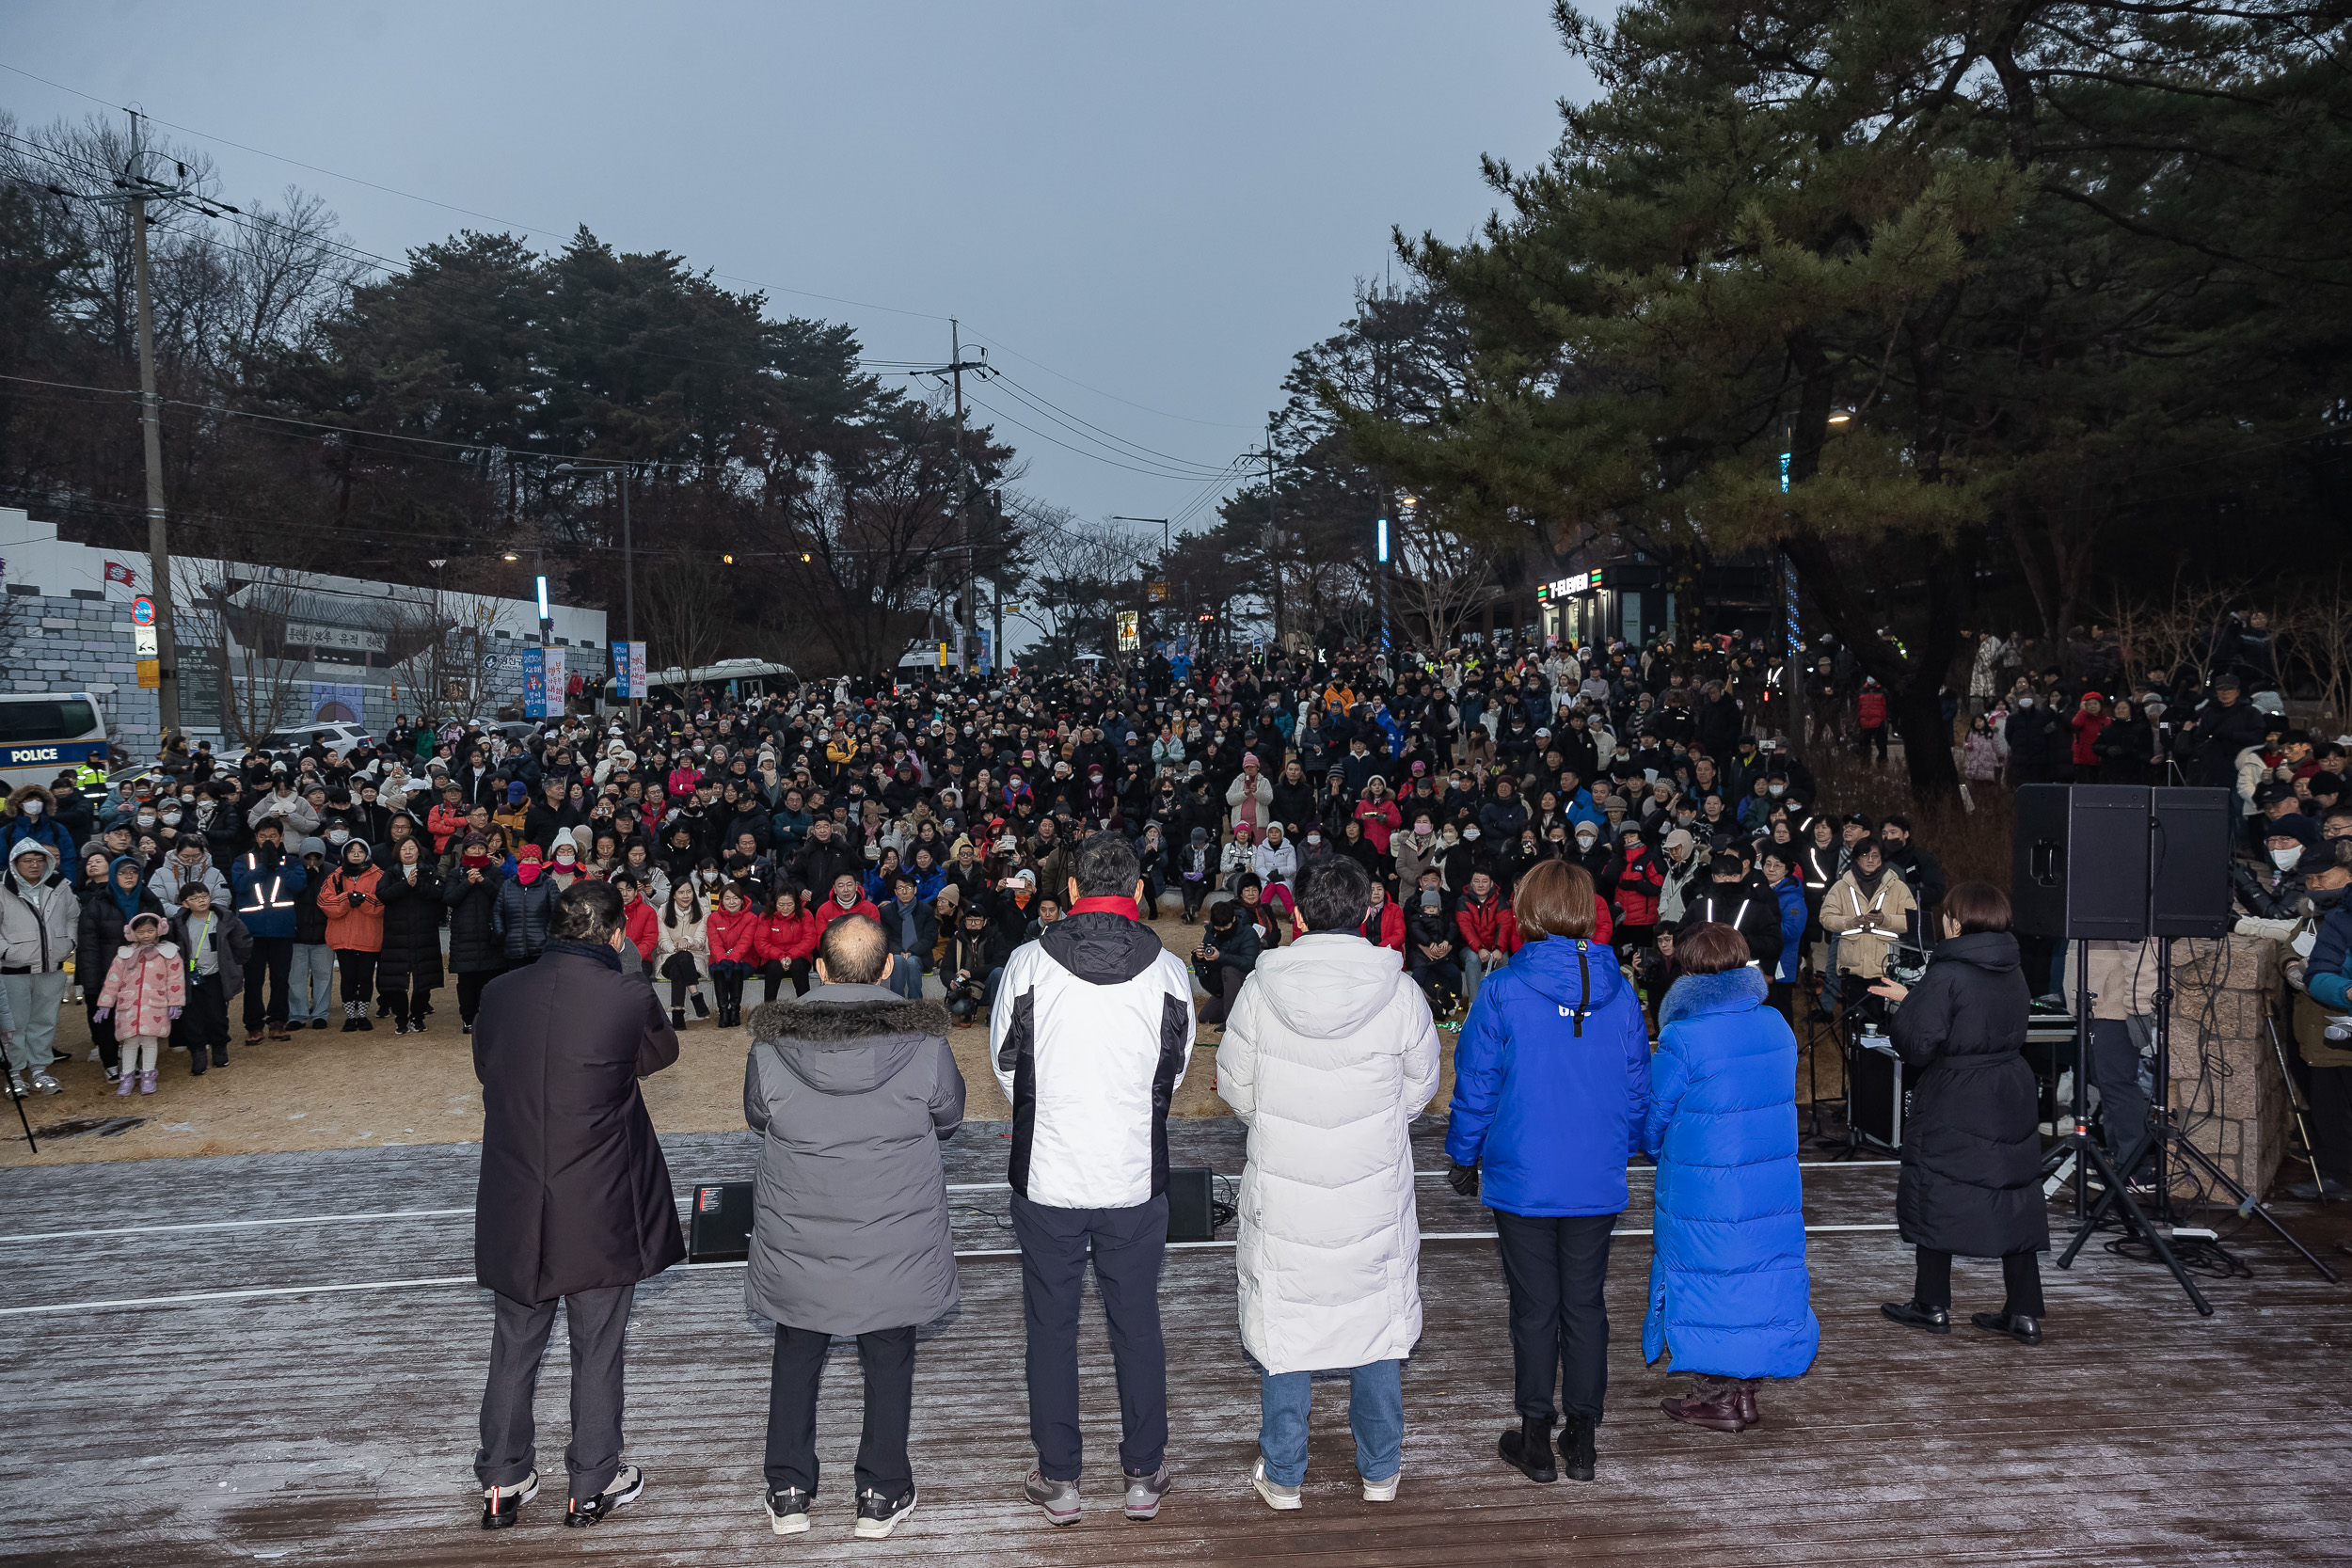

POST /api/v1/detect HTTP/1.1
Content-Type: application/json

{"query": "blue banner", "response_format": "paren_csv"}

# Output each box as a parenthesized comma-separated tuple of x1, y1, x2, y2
(521, 646, 548, 719)
(611, 641, 633, 699)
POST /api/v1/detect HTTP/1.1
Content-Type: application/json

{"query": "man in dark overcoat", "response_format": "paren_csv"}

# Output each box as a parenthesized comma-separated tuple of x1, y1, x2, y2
(472, 879, 684, 1528)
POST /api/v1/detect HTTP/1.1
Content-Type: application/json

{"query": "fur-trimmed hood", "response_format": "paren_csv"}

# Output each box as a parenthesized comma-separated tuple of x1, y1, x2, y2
(747, 986, 952, 1099)
(8, 783, 56, 815)
(1659, 964, 1768, 1028)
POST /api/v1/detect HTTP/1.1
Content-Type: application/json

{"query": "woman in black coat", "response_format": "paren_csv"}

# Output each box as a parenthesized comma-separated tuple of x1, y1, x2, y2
(443, 840, 505, 1034)
(1870, 881, 2051, 1344)
(374, 836, 445, 1034)
(2092, 699, 2161, 785)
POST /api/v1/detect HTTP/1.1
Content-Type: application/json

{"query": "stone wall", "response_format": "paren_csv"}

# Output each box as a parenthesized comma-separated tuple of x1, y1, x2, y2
(2166, 935, 2292, 1202)
(1, 588, 160, 763)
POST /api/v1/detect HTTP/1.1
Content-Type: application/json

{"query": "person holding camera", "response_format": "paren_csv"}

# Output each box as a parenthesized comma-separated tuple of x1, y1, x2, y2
(1870, 881, 2050, 1346)
(1819, 838, 1915, 1025)
(943, 902, 1008, 1027)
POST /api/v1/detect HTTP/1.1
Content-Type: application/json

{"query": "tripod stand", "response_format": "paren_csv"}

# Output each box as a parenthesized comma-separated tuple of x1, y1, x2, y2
(2052, 940, 2339, 1307)
(4, 1071, 40, 1155)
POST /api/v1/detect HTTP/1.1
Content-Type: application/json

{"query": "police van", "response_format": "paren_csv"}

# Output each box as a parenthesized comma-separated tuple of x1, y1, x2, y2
(0, 691, 112, 784)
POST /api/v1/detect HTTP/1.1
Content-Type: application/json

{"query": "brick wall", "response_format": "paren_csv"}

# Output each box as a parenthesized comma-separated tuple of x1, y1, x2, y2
(1, 590, 160, 763)
(2166, 935, 2292, 1202)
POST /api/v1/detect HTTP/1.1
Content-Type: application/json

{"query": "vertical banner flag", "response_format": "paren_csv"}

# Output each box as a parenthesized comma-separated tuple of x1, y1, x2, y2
(544, 648, 566, 714)
(521, 646, 548, 718)
(611, 641, 633, 699)
(628, 642, 646, 700)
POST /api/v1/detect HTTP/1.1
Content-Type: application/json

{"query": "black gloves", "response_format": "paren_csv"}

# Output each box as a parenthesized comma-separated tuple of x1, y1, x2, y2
(1446, 1162, 1480, 1198)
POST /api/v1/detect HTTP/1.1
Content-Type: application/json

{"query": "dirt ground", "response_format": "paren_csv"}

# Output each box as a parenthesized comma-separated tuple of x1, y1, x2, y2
(2, 916, 1511, 1167)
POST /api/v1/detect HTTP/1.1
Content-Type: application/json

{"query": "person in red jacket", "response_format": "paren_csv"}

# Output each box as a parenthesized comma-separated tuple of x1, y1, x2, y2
(1359, 878, 1407, 966)
(1855, 677, 1891, 768)
(1455, 868, 1522, 1002)
(426, 784, 470, 856)
(818, 873, 882, 929)
(1609, 825, 1665, 950)
(705, 879, 763, 1028)
(1353, 782, 1403, 863)
(615, 873, 660, 976)
(751, 886, 825, 1003)
(2069, 690, 2110, 782)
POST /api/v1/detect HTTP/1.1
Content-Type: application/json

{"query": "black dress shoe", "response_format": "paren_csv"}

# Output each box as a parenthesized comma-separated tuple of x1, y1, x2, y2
(1500, 1416, 1557, 1483)
(1970, 1311, 2043, 1346)
(482, 1471, 537, 1529)
(1880, 1299, 1951, 1334)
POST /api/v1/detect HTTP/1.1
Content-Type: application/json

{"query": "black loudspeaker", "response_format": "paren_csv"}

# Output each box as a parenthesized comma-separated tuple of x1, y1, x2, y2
(1165, 1167, 1216, 1243)
(2150, 787, 2233, 938)
(687, 1180, 755, 1263)
(2011, 784, 2151, 941)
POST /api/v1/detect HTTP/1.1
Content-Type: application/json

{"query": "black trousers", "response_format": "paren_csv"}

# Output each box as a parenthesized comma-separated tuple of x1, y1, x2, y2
(475, 1285, 635, 1504)
(2308, 1064, 2352, 1181)
(763, 1323, 915, 1499)
(171, 973, 230, 1065)
(242, 935, 294, 1029)
(336, 949, 377, 1004)
(455, 965, 505, 1024)
(378, 973, 435, 1026)
(1010, 1193, 1168, 1481)
(1409, 956, 1464, 1007)
(1915, 1247, 2045, 1317)
(85, 994, 119, 1072)
(1493, 1210, 1616, 1423)
(756, 958, 810, 1004)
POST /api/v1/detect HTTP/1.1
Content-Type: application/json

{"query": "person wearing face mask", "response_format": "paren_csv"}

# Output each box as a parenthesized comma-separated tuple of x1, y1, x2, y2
(1819, 840, 1915, 1022)
(1393, 816, 1441, 893)
(1406, 867, 1464, 1018)
(4, 784, 81, 888)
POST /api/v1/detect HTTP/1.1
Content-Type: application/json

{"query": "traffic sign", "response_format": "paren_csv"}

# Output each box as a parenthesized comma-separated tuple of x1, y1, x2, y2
(131, 596, 155, 627)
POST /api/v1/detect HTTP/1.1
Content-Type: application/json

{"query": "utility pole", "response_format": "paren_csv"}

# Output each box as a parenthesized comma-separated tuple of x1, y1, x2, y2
(128, 118, 178, 743)
(1265, 423, 1284, 653)
(926, 323, 988, 681)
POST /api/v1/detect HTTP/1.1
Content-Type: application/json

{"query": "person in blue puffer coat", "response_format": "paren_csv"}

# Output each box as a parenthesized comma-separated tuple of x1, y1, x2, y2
(1640, 922, 1819, 1435)
(1760, 847, 1809, 1009)
(1445, 859, 1649, 1486)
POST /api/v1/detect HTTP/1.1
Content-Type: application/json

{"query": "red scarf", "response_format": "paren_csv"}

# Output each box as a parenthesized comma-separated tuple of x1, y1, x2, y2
(1070, 895, 1136, 919)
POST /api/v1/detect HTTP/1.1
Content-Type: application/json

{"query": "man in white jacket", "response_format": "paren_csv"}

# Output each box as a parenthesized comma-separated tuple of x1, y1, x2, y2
(992, 832, 1194, 1528)
(1216, 853, 1441, 1511)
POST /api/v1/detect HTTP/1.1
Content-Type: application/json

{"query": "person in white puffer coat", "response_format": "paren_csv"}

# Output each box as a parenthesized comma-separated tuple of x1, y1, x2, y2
(1216, 853, 1441, 1511)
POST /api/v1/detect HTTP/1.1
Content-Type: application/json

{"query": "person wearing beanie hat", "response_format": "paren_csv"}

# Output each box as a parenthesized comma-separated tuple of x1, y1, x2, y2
(1228, 751, 1273, 835)
(1179, 824, 1215, 922)
(494, 843, 559, 968)
(2068, 690, 2110, 781)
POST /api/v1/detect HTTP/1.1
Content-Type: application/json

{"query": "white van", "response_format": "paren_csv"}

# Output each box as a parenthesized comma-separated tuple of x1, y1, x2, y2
(0, 691, 111, 776)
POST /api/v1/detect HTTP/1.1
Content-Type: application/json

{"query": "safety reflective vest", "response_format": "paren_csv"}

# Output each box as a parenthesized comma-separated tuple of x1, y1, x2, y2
(235, 852, 297, 916)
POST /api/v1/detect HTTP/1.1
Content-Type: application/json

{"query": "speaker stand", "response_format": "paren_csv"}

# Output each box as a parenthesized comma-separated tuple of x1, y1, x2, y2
(2048, 943, 2214, 1314)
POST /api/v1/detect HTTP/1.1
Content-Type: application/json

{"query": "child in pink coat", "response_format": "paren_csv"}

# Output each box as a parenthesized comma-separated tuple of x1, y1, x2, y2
(93, 913, 185, 1095)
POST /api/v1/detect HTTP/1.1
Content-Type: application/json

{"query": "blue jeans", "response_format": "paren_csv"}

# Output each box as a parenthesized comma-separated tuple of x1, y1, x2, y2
(1257, 1359, 1403, 1488)
(887, 954, 924, 999)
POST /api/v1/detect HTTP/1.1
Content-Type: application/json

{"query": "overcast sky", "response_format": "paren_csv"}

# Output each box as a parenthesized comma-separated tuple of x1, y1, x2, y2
(2, 1, 1581, 536)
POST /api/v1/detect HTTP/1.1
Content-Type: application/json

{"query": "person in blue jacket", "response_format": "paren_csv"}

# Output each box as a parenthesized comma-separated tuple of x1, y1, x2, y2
(1759, 847, 1809, 1014)
(2290, 859, 2352, 1198)
(1445, 858, 1650, 1485)
(1640, 922, 1819, 1434)
(4, 784, 81, 887)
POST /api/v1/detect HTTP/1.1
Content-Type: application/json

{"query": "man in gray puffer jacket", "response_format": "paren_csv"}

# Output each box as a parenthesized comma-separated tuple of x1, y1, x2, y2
(742, 913, 963, 1542)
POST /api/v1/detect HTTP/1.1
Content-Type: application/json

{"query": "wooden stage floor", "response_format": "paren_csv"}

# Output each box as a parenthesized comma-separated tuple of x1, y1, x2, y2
(1, 1121, 2347, 1566)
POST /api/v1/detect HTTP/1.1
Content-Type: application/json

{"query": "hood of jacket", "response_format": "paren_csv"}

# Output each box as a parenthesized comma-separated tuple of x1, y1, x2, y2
(6, 837, 61, 886)
(1039, 908, 1163, 985)
(1658, 964, 1767, 1028)
(1252, 931, 1414, 1038)
(1507, 931, 1633, 1022)
(746, 986, 951, 1097)
(1931, 929, 2019, 974)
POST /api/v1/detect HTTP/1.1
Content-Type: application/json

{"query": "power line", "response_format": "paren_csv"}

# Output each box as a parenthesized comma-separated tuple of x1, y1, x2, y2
(977, 371, 1239, 477)
(0, 64, 1263, 444)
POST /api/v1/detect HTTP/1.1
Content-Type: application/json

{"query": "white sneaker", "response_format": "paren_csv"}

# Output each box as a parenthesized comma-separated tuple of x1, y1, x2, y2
(1249, 1456, 1301, 1512)
(28, 1069, 60, 1095)
(1360, 1469, 1400, 1502)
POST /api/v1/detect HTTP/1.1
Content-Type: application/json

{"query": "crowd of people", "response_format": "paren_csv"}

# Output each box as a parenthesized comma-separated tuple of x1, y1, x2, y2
(4, 621, 2343, 1535)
